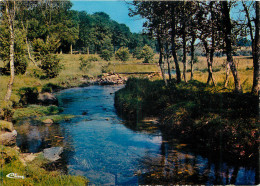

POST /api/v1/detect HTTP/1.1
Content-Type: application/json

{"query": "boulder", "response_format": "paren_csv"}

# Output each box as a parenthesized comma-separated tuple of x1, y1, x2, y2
(43, 147, 63, 162)
(42, 119, 54, 124)
(38, 92, 58, 105)
(0, 130, 17, 146)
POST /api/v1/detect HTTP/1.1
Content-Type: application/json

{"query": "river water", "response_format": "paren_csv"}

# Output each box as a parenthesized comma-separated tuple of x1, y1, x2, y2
(16, 85, 257, 185)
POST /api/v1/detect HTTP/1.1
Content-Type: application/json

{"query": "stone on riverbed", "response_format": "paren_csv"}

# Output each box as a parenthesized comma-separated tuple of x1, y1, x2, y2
(43, 147, 63, 162)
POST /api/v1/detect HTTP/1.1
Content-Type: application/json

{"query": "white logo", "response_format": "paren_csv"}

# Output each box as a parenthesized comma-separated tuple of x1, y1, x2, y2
(6, 173, 25, 179)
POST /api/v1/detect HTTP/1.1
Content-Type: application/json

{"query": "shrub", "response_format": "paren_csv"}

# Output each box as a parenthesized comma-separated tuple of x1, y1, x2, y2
(133, 47, 143, 59)
(18, 87, 39, 105)
(141, 45, 154, 63)
(100, 49, 113, 61)
(39, 54, 62, 78)
(87, 55, 100, 62)
(42, 83, 61, 93)
(115, 47, 130, 61)
(5, 56, 28, 75)
(79, 56, 92, 70)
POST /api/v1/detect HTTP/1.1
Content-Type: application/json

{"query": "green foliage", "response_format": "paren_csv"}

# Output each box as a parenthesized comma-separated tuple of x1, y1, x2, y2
(133, 47, 143, 59)
(0, 145, 19, 166)
(79, 56, 92, 70)
(100, 36, 114, 61)
(38, 114, 75, 123)
(115, 47, 130, 61)
(100, 49, 113, 61)
(42, 83, 62, 93)
(39, 54, 62, 78)
(18, 87, 39, 105)
(141, 45, 154, 63)
(0, 146, 88, 185)
(12, 105, 63, 121)
(32, 37, 60, 57)
(115, 78, 259, 160)
(87, 55, 100, 62)
(0, 22, 28, 74)
(0, 120, 14, 132)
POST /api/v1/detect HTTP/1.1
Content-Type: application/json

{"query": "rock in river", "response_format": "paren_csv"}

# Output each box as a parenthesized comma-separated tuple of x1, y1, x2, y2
(43, 147, 63, 162)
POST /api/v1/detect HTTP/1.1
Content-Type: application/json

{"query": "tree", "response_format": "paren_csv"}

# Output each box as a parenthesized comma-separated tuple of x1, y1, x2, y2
(115, 47, 130, 61)
(169, 1, 181, 83)
(196, 2, 223, 86)
(221, 1, 242, 92)
(242, 1, 259, 94)
(141, 45, 154, 63)
(2, 0, 16, 103)
(100, 36, 114, 61)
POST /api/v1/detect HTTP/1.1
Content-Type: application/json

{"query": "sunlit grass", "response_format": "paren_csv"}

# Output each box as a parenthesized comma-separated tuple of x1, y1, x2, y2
(0, 54, 255, 109)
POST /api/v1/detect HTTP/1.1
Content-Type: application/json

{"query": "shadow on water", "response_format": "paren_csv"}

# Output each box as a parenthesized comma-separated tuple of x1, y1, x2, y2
(15, 85, 257, 185)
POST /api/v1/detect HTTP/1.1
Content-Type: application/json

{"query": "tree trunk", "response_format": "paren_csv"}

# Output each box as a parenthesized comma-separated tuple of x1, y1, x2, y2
(158, 37, 167, 86)
(182, 29, 187, 83)
(252, 1, 259, 95)
(170, 4, 181, 83)
(166, 42, 171, 81)
(4, 1, 15, 103)
(190, 34, 195, 80)
(222, 1, 242, 93)
(26, 38, 38, 67)
(70, 44, 73, 54)
(224, 61, 230, 87)
(182, 4, 187, 83)
(203, 41, 215, 86)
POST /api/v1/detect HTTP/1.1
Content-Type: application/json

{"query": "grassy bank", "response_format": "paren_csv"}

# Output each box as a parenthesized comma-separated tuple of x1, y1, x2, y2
(0, 145, 88, 185)
(0, 54, 159, 112)
(0, 54, 159, 185)
(115, 78, 259, 161)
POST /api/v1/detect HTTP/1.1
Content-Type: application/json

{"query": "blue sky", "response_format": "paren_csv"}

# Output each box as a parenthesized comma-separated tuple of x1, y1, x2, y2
(71, 0, 145, 33)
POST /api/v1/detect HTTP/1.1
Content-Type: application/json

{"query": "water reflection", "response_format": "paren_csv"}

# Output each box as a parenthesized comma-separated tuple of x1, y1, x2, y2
(138, 140, 256, 185)
(15, 119, 66, 153)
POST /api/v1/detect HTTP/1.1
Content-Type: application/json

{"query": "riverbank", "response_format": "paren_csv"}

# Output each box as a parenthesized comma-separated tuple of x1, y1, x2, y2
(114, 78, 259, 162)
(0, 54, 160, 185)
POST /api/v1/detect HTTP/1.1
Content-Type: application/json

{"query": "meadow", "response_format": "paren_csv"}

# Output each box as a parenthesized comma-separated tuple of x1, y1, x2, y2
(0, 54, 254, 107)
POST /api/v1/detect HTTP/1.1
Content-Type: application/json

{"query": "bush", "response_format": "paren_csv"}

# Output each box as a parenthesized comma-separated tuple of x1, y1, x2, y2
(5, 56, 28, 75)
(79, 56, 92, 70)
(39, 54, 62, 78)
(133, 47, 143, 59)
(141, 45, 154, 63)
(87, 55, 100, 62)
(100, 49, 113, 61)
(18, 87, 39, 105)
(42, 83, 61, 93)
(115, 47, 130, 61)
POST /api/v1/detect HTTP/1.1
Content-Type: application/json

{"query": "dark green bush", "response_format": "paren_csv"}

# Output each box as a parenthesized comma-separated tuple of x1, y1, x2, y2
(115, 47, 130, 61)
(133, 47, 143, 59)
(39, 54, 62, 78)
(100, 49, 113, 61)
(87, 55, 99, 62)
(79, 56, 92, 70)
(42, 83, 61, 93)
(18, 87, 39, 105)
(141, 45, 154, 63)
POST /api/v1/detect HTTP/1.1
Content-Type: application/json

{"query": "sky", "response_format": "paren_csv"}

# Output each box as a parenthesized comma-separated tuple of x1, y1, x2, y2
(71, 0, 145, 33)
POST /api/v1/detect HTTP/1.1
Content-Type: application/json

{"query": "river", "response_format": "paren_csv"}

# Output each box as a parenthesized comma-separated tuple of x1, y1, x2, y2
(15, 85, 257, 185)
